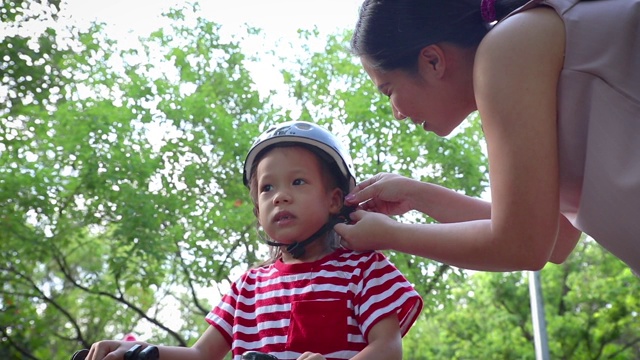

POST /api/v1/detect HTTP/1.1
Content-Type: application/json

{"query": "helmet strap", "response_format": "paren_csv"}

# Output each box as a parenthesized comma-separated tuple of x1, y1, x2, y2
(265, 205, 356, 259)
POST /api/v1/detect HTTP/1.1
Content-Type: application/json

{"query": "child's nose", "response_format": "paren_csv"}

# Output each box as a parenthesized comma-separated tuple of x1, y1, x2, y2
(273, 190, 291, 204)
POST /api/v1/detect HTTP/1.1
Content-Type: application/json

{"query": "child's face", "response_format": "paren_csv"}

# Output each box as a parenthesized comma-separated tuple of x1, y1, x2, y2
(255, 146, 342, 244)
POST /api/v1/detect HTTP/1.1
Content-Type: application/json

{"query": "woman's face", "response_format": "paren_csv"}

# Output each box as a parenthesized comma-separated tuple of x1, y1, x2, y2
(361, 56, 472, 137)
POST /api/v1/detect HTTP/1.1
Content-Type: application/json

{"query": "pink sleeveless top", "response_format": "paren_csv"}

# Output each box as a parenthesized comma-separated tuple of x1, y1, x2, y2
(504, 0, 640, 273)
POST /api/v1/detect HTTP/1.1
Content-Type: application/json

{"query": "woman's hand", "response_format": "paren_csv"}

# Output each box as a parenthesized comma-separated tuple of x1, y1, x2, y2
(335, 210, 398, 251)
(345, 173, 419, 216)
(346, 173, 491, 223)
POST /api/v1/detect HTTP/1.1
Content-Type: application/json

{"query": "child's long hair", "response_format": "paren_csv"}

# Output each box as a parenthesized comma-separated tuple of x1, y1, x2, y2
(247, 143, 349, 266)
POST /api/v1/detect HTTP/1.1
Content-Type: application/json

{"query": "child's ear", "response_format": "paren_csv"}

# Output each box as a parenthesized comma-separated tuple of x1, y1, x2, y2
(329, 188, 344, 214)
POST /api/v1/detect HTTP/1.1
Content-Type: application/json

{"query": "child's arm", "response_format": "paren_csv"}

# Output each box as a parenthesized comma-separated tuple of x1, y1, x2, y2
(351, 313, 403, 360)
(86, 326, 230, 360)
(158, 326, 231, 360)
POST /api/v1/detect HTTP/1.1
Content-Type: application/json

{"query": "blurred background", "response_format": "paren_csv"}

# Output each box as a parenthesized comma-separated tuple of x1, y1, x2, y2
(1, 1, 638, 358)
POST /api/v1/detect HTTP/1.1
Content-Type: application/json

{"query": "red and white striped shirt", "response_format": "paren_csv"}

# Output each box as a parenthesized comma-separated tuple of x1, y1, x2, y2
(206, 248, 423, 360)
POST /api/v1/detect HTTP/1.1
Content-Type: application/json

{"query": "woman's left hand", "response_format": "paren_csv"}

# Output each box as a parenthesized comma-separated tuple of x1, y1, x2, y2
(334, 210, 397, 252)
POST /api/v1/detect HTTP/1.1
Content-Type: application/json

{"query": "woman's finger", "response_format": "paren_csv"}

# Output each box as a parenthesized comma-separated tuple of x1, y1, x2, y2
(347, 178, 383, 205)
(351, 174, 378, 193)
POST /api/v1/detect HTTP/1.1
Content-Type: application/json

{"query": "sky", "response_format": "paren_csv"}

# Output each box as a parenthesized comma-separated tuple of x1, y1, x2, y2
(59, 0, 364, 107)
(45, 0, 369, 149)
(65, 0, 363, 37)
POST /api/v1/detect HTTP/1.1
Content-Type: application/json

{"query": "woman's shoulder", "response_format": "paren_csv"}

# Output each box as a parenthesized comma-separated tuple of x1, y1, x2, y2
(479, 6, 564, 60)
(474, 6, 565, 103)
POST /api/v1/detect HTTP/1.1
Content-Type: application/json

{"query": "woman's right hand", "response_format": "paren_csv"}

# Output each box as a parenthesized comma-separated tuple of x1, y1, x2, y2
(345, 173, 419, 216)
(347, 172, 492, 224)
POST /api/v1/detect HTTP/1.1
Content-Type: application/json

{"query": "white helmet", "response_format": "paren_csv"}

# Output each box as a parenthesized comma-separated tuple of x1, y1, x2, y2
(243, 121, 356, 191)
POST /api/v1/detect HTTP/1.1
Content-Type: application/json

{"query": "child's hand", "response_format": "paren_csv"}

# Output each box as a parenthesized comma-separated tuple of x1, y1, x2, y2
(85, 340, 142, 360)
(297, 352, 326, 360)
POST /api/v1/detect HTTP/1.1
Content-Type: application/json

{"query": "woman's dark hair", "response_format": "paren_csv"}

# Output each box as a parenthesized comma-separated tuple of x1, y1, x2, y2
(350, 0, 529, 72)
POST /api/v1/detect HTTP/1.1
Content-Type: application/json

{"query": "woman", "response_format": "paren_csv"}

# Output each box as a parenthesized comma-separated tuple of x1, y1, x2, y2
(334, 0, 640, 274)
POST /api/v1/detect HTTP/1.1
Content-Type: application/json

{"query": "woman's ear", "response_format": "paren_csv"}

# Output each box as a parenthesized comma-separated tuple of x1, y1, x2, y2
(419, 44, 447, 78)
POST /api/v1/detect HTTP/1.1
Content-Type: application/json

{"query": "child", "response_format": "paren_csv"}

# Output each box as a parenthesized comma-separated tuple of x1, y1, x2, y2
(84, 121, 423, 360)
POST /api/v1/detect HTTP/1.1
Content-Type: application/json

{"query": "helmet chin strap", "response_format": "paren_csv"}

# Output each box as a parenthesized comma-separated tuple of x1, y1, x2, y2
(265, 205, 356, 259)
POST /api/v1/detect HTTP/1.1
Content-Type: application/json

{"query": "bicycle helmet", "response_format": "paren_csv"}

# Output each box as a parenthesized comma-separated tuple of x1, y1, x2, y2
(243, 121, 357, 259)
(243, 121, 356, 191)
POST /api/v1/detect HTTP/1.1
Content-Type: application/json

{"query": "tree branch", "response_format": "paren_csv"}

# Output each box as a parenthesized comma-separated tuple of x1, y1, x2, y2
(54, 251, 188, 346)
(0, 327, 39, 360)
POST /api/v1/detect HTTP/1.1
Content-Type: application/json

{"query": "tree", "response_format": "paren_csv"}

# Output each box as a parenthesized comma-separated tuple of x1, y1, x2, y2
(2, 1, 638, 359)
(2, 2, 275, 358)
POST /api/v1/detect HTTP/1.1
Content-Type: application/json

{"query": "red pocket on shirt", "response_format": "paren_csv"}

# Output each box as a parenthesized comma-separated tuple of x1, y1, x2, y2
(286, 299, 349, 354)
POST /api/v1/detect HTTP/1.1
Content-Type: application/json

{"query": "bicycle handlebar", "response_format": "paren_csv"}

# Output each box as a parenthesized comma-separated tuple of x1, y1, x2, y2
(71, 346, 275, 360)
(242, 351, 279, 360)
(70, 345, 159, 360)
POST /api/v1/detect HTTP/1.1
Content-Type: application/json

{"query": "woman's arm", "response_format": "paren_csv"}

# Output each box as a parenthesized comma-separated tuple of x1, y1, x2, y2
(348, 173, 491, 222)
(338, 8, 571, 271)
(549, 214, 582, 263)
(472, 6, 567, 269)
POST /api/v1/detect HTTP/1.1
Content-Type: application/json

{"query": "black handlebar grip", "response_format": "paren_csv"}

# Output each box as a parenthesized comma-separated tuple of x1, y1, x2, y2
(70, 344, 159, 360)
(242, 351, 279, 360)
(71, 349, 89, 360)
(124, 344, 143, 360)
(137, 346, 159, 360)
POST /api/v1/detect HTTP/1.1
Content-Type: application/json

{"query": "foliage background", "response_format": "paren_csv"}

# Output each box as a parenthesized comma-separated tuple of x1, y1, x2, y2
(1, 1, 639, 359)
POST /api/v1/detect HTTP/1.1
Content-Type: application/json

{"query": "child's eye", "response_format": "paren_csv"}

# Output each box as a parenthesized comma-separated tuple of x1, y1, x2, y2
(292, 178, 306, 186)
(261, 184, 273, 192)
